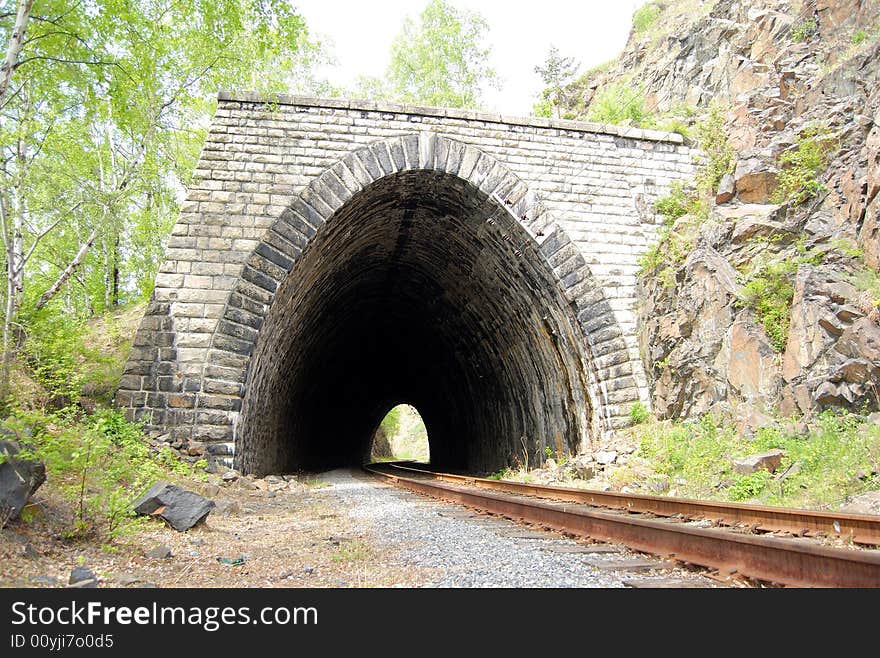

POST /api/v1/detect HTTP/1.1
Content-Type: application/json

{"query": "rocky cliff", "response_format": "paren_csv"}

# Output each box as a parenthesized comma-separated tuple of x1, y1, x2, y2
(577, 0, 880, 426)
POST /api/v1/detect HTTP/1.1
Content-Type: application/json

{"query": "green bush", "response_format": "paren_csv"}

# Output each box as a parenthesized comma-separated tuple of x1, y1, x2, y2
(790, 18, 818, 42)
(586, 82, 649, 126)
(7, 407, 204, 540)
(771, 124, 833, 205)
(694, 105, 734, 195)
(632, 3, 662, 34)
(851, 29, 869, 45)
(629, 401, 649, 425)
(736, 260, 797, 352)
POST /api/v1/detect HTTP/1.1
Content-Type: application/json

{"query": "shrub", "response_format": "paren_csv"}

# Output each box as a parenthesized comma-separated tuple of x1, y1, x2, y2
(629, 401, 649, 425)
(632, 3, 662, 34)
(586, 82, 649, 126)
(736, 259, 797, 352)
(771, 124, 834, 205)
(790, 18, 818, 42)
(851, 29, 869, 45)
(694, 105, 734, 195)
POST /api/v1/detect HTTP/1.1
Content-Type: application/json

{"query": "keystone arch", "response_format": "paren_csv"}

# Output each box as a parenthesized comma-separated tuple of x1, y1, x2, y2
(220, 134, 632, 474)
(119, 129, 647, 475)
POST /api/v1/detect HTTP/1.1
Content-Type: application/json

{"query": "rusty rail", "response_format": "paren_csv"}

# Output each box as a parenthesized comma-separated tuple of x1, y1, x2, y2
(364, 462, 880, 588)
(380, 461, 880, 545)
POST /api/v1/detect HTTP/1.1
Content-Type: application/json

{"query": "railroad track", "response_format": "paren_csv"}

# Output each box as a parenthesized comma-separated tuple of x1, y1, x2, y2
(364, 461, 880, 588)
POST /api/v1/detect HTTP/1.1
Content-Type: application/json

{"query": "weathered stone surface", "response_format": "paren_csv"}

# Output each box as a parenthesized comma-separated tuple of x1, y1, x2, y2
(0, 438, 46, 524)
(734, 156, 778, 203)
(145, 544, 173, 559)
(716, 173, 735, 204)
(68, 566, 98, 588)
(718, 321, 782, 404)
(118, 95, 696, 474)
(732, 449, 785, 475)
(133, 481, 215, 531)
(595, 450, 618, 465)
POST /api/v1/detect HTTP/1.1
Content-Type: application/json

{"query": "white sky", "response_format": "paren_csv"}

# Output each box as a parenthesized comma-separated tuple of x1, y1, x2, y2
(292, 0, 643, 116)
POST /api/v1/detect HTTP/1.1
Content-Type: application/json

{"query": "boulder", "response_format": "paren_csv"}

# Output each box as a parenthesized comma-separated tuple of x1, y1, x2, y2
(0, 438, 46, 525)
(718, 321, 782, 404)
(734, 157, 778, 203)
(732, 449, 785, 475)
(68, 566, 98, 588)
(133, 481, 215, 531)
(145, 544, 173, 560)
(716, 173, 735, 204)
(595, 450, 618, 465)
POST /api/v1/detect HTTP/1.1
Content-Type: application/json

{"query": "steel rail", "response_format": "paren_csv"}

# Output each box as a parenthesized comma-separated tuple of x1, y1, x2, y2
(364, 463, 880, 588)
(377, 461, 880, 545)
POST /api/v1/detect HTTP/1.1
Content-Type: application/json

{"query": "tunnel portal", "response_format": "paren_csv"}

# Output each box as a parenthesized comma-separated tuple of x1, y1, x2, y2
(116, 95, 696, 474)
(238, 170, 593, 474)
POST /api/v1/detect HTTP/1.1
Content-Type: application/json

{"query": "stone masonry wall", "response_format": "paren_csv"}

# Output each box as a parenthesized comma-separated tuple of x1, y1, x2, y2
(116, 93, 695, 464)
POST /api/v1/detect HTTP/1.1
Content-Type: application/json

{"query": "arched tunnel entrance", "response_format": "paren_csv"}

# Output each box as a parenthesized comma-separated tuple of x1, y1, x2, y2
(235, 169, 597, 476)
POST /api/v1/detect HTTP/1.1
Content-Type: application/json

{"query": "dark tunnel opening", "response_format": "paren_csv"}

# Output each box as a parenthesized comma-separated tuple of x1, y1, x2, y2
(235, 170, 595, 476)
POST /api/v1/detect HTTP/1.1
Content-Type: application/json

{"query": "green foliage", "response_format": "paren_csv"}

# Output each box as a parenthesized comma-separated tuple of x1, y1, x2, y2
(729, 470, 773, 501)
(387, 0, 499, 108)
(544, 445, 553, 459)
(380, 406, 402, 438)
(632, 410, 880, 507)
(637, 225, 694, 288)
(694, 105, 735, 195)
(532, 96, 554, 118)
(771, 124, 834, 205)
(851, 29, 869, 45)
(654, 182, 692, 224)
(629, 401, 649, 425)
(790, 18, 818, 42)
(736, 259, 797, 352)
(850, 268, 880, 307)
(533, 45, 580, 119)
(8, 408, 165, 539)
(632, 3, 663, 34)
(586, 82, 649, 126)
(376, 404, 430, 461)
(0, 0, 326, 385)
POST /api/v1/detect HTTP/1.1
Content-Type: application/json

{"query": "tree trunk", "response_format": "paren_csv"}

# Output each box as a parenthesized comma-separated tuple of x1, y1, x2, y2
(0, 0, 34, 105)
(34, 227, 99, 311)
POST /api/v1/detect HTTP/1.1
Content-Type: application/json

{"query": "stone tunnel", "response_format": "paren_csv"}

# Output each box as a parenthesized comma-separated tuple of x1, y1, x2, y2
(116, 94, 696, 475)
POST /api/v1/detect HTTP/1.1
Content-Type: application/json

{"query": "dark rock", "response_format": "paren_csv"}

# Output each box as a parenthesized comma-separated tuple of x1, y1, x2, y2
(31, 575, 59, 587)
(732, 449, 785, 475)
(23, 543, 39, 559)
(68, 566, 98, 588)
(133, 481, 215, 531)
(145, 544, 173, 559)
(0, 438, 46, 524)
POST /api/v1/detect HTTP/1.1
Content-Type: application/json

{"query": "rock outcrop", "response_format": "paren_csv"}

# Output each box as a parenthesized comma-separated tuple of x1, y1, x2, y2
(580, 0, 880, 421)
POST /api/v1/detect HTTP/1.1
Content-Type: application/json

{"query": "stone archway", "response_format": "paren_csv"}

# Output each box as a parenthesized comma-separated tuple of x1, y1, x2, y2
(195, 134, 632, 474)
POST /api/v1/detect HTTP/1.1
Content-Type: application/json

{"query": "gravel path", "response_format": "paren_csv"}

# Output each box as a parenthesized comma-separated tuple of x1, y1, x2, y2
(318, 469, 715, 588)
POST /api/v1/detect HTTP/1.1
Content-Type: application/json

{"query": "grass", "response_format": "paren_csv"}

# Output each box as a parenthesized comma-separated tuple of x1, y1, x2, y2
(331, 539, 370, 563)
(627, 410, 880, 508)
(632, 3, 662, 34)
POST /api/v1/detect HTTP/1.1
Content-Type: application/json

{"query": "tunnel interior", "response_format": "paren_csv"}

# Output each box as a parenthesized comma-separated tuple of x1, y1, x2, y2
(236, 170, 595, 476)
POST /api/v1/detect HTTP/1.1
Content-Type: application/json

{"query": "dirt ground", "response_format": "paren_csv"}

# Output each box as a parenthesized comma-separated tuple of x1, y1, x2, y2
(0, 470, 438, 588)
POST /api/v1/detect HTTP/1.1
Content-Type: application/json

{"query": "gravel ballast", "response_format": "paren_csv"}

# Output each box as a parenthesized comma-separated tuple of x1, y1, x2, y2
(320, 469, 717, 588)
